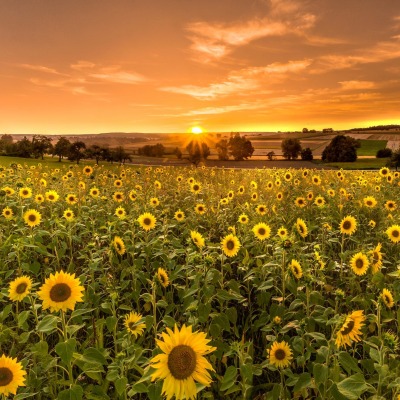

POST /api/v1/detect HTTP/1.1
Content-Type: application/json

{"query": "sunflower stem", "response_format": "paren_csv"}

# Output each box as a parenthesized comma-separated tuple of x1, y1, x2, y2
(152, 283, 157, 339)
(281, 250, 286, 305)
(61, 310, 74, 384)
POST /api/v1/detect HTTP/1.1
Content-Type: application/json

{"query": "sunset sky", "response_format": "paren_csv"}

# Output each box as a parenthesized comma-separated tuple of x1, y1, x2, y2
(1, 0, 400, 135)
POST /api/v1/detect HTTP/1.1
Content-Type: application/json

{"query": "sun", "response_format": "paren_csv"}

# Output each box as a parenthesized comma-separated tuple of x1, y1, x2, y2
(191, 126, 203, 134)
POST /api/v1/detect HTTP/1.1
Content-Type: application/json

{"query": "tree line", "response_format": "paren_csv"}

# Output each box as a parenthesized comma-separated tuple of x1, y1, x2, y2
(0, 135, 132, 164)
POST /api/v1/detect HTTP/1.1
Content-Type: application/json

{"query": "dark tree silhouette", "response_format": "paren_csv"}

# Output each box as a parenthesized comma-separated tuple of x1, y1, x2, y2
(215, 139, 230, 160)
(281, 138, 302, 160)
(186, 140, 210, 166)
(301, 147, 313, 161)
(32, 135, 52, 159)
(53, 137, 71, 162)
(68, 141, 86, 164)
(228, 134, 254, 161)
(322, 135, 357, 162)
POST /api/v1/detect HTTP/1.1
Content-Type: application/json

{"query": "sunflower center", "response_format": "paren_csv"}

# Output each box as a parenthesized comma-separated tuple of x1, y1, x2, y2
(342, 221, 351, 230)
(258, 228, 266, 236)
(128, 322, 137, 330)
(355, 259, 364, 269)
(143, 218, 151, 225)
(16, 282, 28, 294)
(28, 214, 37, 222)
(0, 367, 13, 387)
(226, 240, 235, 250)
(384, 295, 391, 304)
(373, 252, 380, 263)
(50, 283, 72, 302)
(274, 349, 286, 361)
(299, 225, 304, 233)
(392, 230, 399, 238)
(168, 345, 197, 380)
(341, 320, 355, 335)
(293, 266, 299, 275)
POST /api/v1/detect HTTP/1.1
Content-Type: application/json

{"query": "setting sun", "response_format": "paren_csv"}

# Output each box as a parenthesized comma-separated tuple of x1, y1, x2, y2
(191, 126, 203, 134)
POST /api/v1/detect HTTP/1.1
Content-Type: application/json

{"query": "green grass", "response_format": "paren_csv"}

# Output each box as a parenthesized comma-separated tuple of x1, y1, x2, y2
(315, 157, 388, 170)
(357, 140, 387, 156)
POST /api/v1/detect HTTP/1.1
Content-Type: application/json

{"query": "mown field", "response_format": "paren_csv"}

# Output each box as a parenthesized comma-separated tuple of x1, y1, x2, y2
(0, 161, 399, 399)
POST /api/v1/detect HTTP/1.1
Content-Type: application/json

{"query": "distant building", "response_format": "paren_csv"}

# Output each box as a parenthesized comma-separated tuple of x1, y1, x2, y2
(322, 128, 334, 133)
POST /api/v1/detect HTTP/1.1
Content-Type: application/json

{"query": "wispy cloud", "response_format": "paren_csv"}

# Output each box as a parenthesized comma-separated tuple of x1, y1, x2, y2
(177, 102, 266, 116)
(90, 71, 148, 84)
(16, 63, 68, 76)
(70, 60, 96, 71)
(339, 80, 376, 90)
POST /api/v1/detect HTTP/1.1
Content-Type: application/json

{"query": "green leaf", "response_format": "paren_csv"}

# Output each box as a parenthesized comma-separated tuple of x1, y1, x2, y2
(115, 377, 128, 395)
(37, 315, 59, 333)
(55, 339, 76, 365)
(337, 373, 368, 400)
(58, 385, 83, 400)
(293, 372, 312, 393)
(130, 382, 149, 394)
(220, 366, 237, 392)
(81, 348, 107, 365)
(105, 316, 117, 332)
(313, 363, 328, 387)
(266, 384, 281, 400)
(70, 308, 95, 319)
(14, 394, 39, 400)
(338, 352, 361, 375)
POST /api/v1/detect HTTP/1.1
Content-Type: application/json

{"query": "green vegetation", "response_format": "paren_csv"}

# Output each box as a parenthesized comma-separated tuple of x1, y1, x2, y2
(316, 158, 389, 170)
(357, 140, 387, 156)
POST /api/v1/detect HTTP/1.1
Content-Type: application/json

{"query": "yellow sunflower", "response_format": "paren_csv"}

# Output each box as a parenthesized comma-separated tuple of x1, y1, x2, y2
(174, 210, 185, 222)
(89, 187, 100, 198)
(237, 186, 245, 195)
(8, 276, 33, 302)
(35, 194, 45, 204)
(335, 310, 365, 348)
(65, 193, 78, 205)
(195, 203, 206, 215)
(190, 182, 201, 193)
(2, 207, 13, 219)
(150, 197, 160, 207)
(150, 324, 216, 400)
(256, 204, 267, 215)
(369, 243, 383, 274)
(277, 227, 288, 239)
(129, 190, 137, 201)
(386, 225, 400, 243)
(268, 341, 293, 369)
(340, 215, 357, 235)
(0, 355, 26, 396)
(289, 259, 303, 279)
(379, 167, 390, 177)
(157, 268, 170, 288)
(114, 179, 123, 188)
(238, 214, 249, 224)
(19, 187, 32, 199)
(221, 234, 241, 257)
(113, 236, 126, 255)
(350, 252, 369, 276)
(45, 190, 59, 202)
(381, 288, 394, 308)
(385, 200, 397, 211)
(138, 213, 157, 231)
(113, 191, 125, 202)
(115, 206, 126, 219)
(190, 230, 205, 248)
(124, 311, 146, 338)
(83, 165, 93, 175)
(363, 196, 377, 208)
(63, 209, 75, 222)
(252, 222, 271, 241)
(296, 218, 308, 238)
(38, 270, 85, 312)
(23, 209, 42, 227)
(295, 197, 307, 208)
(311, 175, 321, 185)
(314, 196, 325, 207)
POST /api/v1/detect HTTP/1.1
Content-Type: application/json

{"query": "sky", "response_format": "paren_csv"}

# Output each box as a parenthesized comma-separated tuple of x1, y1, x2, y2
(1, 0, 400, 135)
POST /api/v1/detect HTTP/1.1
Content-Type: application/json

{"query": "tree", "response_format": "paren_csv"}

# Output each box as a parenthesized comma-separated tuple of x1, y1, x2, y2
(112, 146, 131, 164)
(186, 140, 210, 166)
(53, 137, 71, 162)
(228, 134, 254, 161)
(215, 139, 229, 160)
(173, 147, 182, 159)
(376, 148, 393, 158)
(138, 143, 165, 157)
(68, 141, 86, 164)
(15, 136, 32, 158)
(322, 135, 357, 162)
(85, 144, 110, 164)
(31, 135, 52, 159)
(301, 147, 313, 161)
(267, 151, 276, 161)
(0, 134, 13, 153)
(388, 147, 400, 170)
(281, 138, 302, 160)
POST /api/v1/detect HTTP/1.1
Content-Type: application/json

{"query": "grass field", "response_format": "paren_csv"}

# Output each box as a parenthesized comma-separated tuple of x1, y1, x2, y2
(357, 140, 388, 156)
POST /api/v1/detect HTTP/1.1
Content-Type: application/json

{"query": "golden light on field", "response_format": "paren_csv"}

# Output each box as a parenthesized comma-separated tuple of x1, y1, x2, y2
(191, 126, 203, 134)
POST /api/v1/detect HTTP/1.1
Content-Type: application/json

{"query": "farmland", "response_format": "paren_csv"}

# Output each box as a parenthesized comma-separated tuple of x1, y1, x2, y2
(0, 161, 399, 399)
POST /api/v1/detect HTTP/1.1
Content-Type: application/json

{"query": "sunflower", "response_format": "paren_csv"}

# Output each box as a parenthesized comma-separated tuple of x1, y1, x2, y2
(150, 324, 216, 400)
(114, 179, 123, 188)
(45, 190, 59, 202)
(307, 192, 314, 201)
(296, 218, 308, 238)
(268, 341, 293, 369)
(19, 187, 32, 199)
(150, 197, 160, 207)
(295, 197, 307, 208)
(363, 196, 377, 208)
(65, 194, 78, 205)
(340, 215, 357, 235)
(381, 288, 394, 308)
(190, 182, 201, 193)
(314, 196, 325, 207)
(195, 203, 206, 214)
(238, 214, 249, 224)
(2, 207, 13, 219)
(335, 310, 365, 348)
(190, 230, 205, 248)
(129, 190, 137, 201)
(113, 191, 125, 202)
(35, 194, 45, 204)
(124, 311, 146, 338)
(266, 181, 273, 190)
(0, 355, 26, 396)
(251, 192, 258, 201)
(8, 276, 33, 302)
(284, 172, 292, 181)
(277, 227, 288, 239)
(386, 225, 400, 243)
(252, 222, 271, 241)
(221, 234, 241, 257)
(256, 204, 267, 215)
(276, 192, 283, 201)
(89, 187, 100, 198)
(289, 259, 303, 279)
(113, 236, 126, 255)
(157, 268, 170, 288)
(83, 165, 93, 175)
(38, 270, 84, 312)
(369, 243, 383, 274)
(138, 212, 157, 231)
(379, 167, 390, 177)
(350, 252, 369, 276)
(23, 209, 41, 227)
(63, 209, 75, 221)
(154, 180, 162, 189)
(369, 220, 376, 228)
(237, 185, 245, 195)
(385, 200, 397, 211)
(311, 175, 321, 185)
(174, 210, 185, 222)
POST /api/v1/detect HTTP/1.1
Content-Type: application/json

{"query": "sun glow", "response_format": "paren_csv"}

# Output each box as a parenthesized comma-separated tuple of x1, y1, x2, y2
(191, 126, 203, 134)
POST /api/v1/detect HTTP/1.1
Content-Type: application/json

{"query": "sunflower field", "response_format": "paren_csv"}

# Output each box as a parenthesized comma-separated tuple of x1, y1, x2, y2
(0, 162, 399, 400)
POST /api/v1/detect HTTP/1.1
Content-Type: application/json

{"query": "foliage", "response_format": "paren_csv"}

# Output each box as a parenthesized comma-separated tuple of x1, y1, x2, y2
(376, 148, 393, 158)
(138, 143, 165, 158)
(0, 162, 399, 399)
(216, 139, 230, 160)
(281, 138, 302, 160)
(388, 147, 400, 170)
(53, 137, 72, 162)
(322, 135, 358, 162)
(186, 140, 210, 166)
(301, 147, 313, 161)
(67, 141, 86, 164)
(228, 134, 254, 161)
